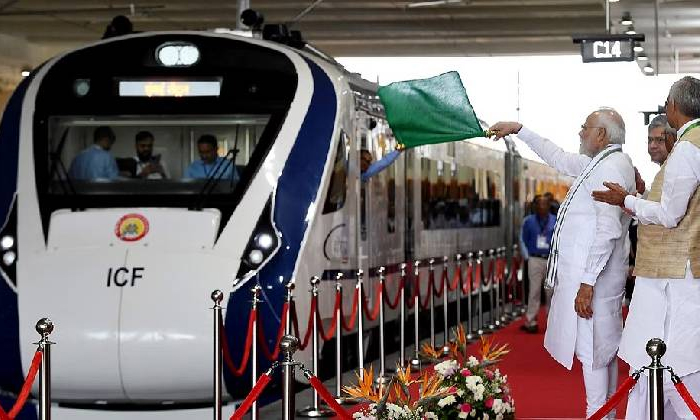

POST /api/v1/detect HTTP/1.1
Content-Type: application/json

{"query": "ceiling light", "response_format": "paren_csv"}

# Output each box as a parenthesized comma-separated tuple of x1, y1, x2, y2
(643, 64, 654, 74)
(637, 54, 649, 61)
(633, 44, 644, 52)
(620, 13, 633, 26)
(625, 26, 637, 35)
(408, 0, 463, 8)
(608, 0, 620, 2)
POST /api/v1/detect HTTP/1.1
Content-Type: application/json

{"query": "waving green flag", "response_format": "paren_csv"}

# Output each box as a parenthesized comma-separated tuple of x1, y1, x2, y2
(378, 71, 490, 149)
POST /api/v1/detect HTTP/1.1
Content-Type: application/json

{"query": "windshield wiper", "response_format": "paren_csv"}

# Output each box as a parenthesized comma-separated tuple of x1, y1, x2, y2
(195, 148, 239, 210)
(48, 128, 77, 195)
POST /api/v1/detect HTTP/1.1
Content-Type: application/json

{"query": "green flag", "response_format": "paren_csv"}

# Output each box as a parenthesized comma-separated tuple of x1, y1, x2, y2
(378, 71, 488, 149)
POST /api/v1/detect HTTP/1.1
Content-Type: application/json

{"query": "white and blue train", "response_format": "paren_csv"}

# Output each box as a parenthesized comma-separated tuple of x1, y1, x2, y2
(0, 28, 569, 419)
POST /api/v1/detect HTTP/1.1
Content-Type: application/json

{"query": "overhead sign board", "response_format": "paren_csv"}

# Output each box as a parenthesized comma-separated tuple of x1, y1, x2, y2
(573, 34, 645, 63)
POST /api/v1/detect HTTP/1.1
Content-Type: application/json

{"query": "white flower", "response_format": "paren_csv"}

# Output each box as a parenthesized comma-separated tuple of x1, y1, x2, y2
(424, 412, 438, 420)
(458, 412, 469, 419)
(435, 359, 459, 377)
(483, 413, 490, 420)
(470, 409, 476, 417)
(438, 395, 457, 407)
(467, 356, 479, 367)
(457, 389, 464, 397)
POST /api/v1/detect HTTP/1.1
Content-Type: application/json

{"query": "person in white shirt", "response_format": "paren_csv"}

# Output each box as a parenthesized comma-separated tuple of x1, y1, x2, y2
(593, 76, 700, 419)
(490, 108, 635, 418)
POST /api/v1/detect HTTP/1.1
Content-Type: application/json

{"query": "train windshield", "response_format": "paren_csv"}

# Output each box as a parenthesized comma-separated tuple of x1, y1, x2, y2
(47, 115, 269, 196)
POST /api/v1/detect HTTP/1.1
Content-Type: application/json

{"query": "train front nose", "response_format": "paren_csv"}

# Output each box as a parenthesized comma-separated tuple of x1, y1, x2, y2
(18, 208, 241, 402)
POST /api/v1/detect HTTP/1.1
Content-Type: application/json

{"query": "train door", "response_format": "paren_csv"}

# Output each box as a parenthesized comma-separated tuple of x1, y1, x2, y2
(356, 114, 371, 276)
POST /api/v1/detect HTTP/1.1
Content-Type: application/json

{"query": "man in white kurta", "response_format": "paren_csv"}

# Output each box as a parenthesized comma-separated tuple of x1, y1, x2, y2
(491, 108, 635, 417)
(593, 76, 700, 419)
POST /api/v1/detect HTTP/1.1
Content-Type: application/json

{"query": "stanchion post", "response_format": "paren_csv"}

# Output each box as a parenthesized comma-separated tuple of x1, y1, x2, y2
(428, 258, 436, 349)
(251, 285, 262, 420)
(298, 277, 333, 417)
(211, 290, 224, 420)
(454, 254, 462, 338)
(333, 274, 355, 405)
(441, 256, 450, 355)
(410, 260, 421, 369)
(281, 335, 300, 420)
(477, 250, 490, 336)
(376, 267, 390, 385)
(466, 252, 475, 341)
(35, 318, 54, 420)
(285, 280, 295, 335)
(487, 249, 499, 331)
(356, 269, 365, 380)
(399, 262, 407, 369)
(514, 244, 526, 315)
(646, 338, 666, 420)
(498, 247, 511, 326)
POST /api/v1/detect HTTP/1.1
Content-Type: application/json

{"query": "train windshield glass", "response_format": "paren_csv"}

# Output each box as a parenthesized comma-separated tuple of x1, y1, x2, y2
(46, 115, 270, 195)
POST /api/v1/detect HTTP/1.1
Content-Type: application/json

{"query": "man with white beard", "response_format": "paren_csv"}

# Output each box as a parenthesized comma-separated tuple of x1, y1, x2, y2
(593, 76, 700, 419)
(489, 108, 635, 418)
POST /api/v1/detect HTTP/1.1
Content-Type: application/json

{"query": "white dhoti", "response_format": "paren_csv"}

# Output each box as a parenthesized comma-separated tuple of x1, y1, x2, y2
(620, 270, 700, 419)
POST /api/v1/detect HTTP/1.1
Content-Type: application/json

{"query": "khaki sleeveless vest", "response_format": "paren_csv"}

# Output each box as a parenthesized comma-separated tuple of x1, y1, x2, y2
(634, 126, 700, 279)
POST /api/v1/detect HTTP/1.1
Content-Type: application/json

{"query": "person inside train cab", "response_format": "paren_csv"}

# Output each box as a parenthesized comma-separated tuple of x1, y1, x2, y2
(360, 148, 402, 182)
(118, 131, 169, 179)
(519, 194, 556, 334)
(185, 134, 236, 180)
(592, 77, 700, 419)
(68, 125, 119, 180)
(490, 108, 635, 418)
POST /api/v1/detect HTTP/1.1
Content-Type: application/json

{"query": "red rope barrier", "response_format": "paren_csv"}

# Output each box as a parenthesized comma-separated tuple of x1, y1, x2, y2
(318, 291, 341, 341)
(0, 350, 43, 420)
(462, 263, 473, 295)
(229, 372, 273, 420)
(587, 375, 638, 420)
(472, 262, 482, 291)
(483, 259, 494, 286)
(222, 310, 255, 376)
(448, 264, 461, 292)
(298, 297, 317, 351)
(383, 277, 403, 310)
(674, 379, 700, 417)
(257, 303, 289, 361)
(341, 288, 359, 332)
(362, 281, 383, 321)
(308, 376, 353, 420)
(433, 269, 447, 297)
(420, 271, 434, 310)
(406, 273, 420, 309)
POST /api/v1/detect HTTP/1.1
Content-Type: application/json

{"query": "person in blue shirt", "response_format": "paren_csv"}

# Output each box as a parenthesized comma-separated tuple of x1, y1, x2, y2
(68, 126, 119, 180)
(185, 134, 237, 180)
(360, 148, 402, 182)
(520, 194, 557, 333)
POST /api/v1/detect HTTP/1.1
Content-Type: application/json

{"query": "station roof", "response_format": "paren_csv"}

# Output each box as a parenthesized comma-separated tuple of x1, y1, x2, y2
(0, 0, 697, 74)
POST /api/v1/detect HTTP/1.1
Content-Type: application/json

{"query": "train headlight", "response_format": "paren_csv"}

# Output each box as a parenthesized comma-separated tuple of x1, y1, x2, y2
(156, 42, 200, 67)
(0, 235, 13, 250)
(255, 233, 274, 250)
(2, 251, 16, 266)
(248, 249, 264, 266)
(73, 79, 91, 97)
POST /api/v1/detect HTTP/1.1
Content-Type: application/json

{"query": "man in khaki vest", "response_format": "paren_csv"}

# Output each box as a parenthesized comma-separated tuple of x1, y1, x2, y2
(593, 76, 700, 419)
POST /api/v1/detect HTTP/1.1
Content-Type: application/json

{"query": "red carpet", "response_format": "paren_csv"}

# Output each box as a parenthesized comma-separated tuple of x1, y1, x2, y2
(341, 309, 630, 419)
(486, 310, 629, 419)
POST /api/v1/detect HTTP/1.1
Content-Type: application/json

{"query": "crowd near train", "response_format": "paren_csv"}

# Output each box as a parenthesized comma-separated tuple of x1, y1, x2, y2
(0, 22, 571, 419)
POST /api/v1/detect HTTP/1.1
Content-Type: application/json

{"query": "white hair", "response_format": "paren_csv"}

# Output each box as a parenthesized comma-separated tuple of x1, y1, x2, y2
(596, 107, 625, 145)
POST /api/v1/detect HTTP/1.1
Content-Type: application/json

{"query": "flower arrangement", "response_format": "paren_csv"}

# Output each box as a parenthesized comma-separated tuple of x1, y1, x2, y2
(344, 325, 514, 420)
(422, 325, 515, 419)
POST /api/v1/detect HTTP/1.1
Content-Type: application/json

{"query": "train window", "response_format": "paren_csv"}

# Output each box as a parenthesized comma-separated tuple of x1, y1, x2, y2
(322, 131, 348, 214)
(386, 158, 396, 233)
(45, 115, 269, 195)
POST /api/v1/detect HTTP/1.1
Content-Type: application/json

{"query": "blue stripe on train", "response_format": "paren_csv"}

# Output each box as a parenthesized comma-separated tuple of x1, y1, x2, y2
(0, 79, 38, 420)
(223, 58, 337, 394)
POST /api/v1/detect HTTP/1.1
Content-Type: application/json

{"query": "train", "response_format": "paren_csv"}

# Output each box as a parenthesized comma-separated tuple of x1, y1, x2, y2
(0, 25, 571, 419)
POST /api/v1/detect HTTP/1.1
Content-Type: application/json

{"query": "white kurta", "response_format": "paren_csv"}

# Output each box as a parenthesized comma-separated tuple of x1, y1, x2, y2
(518, 127, 635, 370)
(620, 119, 700, 378)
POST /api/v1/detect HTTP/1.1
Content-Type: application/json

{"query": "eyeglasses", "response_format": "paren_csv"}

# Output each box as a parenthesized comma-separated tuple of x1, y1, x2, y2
(648, 136, 667, 144)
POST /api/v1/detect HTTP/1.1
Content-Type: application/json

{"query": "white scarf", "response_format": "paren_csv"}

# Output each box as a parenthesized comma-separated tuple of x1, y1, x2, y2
(545, 144, 623, 288)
